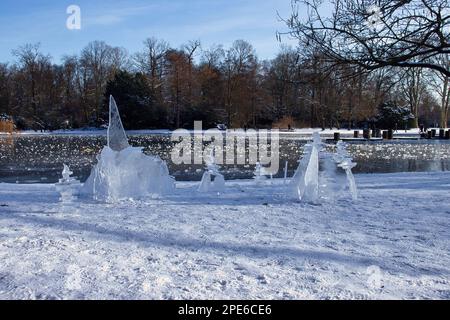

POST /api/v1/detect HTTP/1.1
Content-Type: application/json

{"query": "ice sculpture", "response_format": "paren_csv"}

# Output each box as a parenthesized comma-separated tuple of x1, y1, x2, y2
(55, 164, 81, 202)
(198, 148, 225, 193)
(333, 141, 358, 200)
(290, 132, 321, 203)
(253, 162, 269, 184)
(107, 95, 130, 152)
(81, 96, 174, 202)
(319, 152, 341, 201)
(290, 133, 359, 203)
(283, 161, 289, 184)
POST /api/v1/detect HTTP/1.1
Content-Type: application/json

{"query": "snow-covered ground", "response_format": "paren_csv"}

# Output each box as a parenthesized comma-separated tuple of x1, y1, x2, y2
(0, 172, 449, 300)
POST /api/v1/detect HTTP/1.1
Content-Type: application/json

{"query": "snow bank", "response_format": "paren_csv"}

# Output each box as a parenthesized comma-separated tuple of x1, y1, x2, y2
(0, 172, 449, 299)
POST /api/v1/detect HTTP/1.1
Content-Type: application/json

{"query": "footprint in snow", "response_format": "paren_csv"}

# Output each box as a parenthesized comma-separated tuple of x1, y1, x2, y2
(256, 275, 268, 285)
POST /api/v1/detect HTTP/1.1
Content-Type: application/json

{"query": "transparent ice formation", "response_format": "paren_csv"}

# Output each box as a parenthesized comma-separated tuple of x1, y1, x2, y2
(334, 141, 358, 200)
(290, 132, 321, 203)
(55, 164, 80, 202)
(108, 96, 130, 152)
(290, 132, 358, 203)
(81, 96, 174, 202)
(198, 148, 225, 193)
(253, 162, 269, 185)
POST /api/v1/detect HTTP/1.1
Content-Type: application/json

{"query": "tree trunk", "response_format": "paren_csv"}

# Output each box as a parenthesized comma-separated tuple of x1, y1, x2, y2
(440, 78, 449, 129)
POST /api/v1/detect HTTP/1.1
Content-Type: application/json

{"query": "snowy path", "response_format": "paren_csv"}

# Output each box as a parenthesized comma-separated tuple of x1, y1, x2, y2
(0, 172, 449, 299)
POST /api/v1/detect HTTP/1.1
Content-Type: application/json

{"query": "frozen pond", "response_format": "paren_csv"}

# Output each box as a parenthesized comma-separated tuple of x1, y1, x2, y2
(1, 134, 450, 183)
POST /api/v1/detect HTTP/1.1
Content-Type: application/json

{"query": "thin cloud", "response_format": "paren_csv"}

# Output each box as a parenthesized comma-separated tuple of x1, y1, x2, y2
(83, 2, 183, 27)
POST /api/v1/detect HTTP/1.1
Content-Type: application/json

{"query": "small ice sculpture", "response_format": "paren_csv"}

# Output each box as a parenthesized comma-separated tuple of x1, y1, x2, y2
(333, 141, 358, 200)
(60, 164, 74, 183)
(319, 152, 341, 201)
(55, 164, 80, 202)
(198, 148, 225, 193)
(290, 132, 321, 203)
(253, 162, 269, 185)
(81, 96, 174, 202)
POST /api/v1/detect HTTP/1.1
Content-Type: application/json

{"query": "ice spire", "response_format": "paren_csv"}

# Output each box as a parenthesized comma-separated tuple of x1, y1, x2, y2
(107, 95, 130, 152)
(291, 132, 321, 203)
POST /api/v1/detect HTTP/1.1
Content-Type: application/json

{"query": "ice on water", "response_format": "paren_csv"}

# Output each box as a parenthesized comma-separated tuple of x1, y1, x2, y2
(81, 96, 174, 203)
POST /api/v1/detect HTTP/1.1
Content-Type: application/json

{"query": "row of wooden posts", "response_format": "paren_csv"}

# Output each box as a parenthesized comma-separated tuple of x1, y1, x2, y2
(422, 129, 450, 140)
(333, 128, 450, 141)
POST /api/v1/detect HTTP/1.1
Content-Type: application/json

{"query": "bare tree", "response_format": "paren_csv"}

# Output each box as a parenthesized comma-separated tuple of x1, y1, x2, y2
(201, 45, 225, 68)
(12, 43, 53, 129)
(266, 46, 301, 119)
(402, 67, 426, 128)
(0, 63, 11, 115)
(109, 47, 130, 74)
(284, 0, 450, 77)
(80, 41, 115, 122)
(182, 40, 201, 108)
(165, 50, 190, 128)
(222, 40, 257, 126)
(133, 37, 169, 101)
(430, 55, 450, 127)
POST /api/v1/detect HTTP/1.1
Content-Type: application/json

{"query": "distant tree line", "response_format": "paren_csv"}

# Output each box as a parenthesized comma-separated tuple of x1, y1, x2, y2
(0, 37, 447, 131)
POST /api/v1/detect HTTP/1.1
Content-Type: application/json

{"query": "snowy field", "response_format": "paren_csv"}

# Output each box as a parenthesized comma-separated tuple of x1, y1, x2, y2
(0, 171, 449, 300)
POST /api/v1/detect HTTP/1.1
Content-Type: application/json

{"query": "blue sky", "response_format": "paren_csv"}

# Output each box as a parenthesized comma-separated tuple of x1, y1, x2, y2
(0, 0, 300, 63)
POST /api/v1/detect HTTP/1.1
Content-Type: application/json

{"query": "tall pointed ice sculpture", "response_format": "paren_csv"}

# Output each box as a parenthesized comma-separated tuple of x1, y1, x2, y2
(290, 134, 358, 203)
(290, 132, 321, 203)
(108, 96, 130, 152)
(81, 96, 174, 203)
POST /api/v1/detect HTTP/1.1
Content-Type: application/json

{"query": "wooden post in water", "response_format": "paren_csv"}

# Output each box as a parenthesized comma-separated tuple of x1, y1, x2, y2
(446, 130, 450, 140)
(439, 129, 445, 139)
(427, 131, 433, 139)
(372, 129, 381, 138)
(387, 129, 394, 140)
(431, 129, 437, 138)
(382, 131, 388, 139)
(334, 132, 341, 141)
(354, 130, 359, 138)
(363, 129, 371, 140)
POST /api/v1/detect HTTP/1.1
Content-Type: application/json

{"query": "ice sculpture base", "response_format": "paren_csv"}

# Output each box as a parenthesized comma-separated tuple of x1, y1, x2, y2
(81, 146, 174, 203)
(198, 172, 225, 193)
